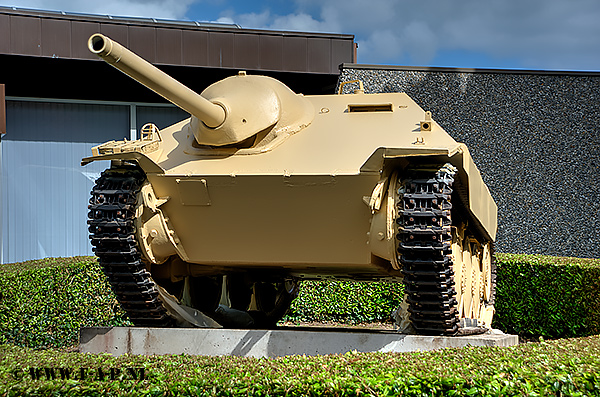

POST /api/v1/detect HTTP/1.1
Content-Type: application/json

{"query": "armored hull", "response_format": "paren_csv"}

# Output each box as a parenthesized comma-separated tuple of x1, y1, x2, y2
(84, 34, 498, 334)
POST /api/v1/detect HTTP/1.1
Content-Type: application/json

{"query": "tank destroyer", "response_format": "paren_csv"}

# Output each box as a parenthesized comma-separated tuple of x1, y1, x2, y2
(82, 33, 498, 334)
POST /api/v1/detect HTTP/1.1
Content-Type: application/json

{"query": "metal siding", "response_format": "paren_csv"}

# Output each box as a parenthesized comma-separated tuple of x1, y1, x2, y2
(99, 23, 128, 47)
(10, 15, 41, 55)
(208, 31, 234, 68)
(156, 28, 183, 65)
(5, 101, 129, 142)
(234, 34, 259, 70)
(0, 14, 9, 53)
(259, 35, 283, 71)
(1, 100, 127, 263)
(307, 38, 331, 73)
(71, 21, 100, 59)
(1, 8, 355, 74)
(41, 18, 71, 58)
(182, 30, 208, 66)
(283, 37, 307, 72)
(332, 40, 354, 70)
(130, 25, 156, 63)
(1, 140, 110, 263)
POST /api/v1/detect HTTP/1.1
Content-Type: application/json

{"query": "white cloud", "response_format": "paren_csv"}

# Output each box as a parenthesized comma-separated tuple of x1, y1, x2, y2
(358, 30, 403, 64)
(228, 11, 270, 28)
(401, 21, 438, 65)
(228, 9, 337, 33)
(268, 12, 334, 33)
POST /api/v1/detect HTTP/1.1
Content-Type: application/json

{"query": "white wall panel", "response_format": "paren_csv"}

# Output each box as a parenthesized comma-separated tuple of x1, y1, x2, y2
(1, 100, 127, 264)
(1, 140, 110, 263)
(1, 99, 186, 264)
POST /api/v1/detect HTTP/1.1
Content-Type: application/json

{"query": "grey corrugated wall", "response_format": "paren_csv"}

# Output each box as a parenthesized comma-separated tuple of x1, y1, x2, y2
(1, 99, 185, 264)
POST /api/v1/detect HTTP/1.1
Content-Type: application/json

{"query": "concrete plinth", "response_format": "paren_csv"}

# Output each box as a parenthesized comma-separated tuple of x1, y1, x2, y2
(79, 327, 518, 357)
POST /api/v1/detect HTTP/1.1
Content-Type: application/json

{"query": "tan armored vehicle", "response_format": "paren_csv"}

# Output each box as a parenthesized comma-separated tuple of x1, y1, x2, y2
(83, 33, 498, 335)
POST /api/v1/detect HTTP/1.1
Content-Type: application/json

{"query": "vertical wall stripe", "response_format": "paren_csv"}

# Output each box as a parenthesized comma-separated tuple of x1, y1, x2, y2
(130, 104, 137, 141)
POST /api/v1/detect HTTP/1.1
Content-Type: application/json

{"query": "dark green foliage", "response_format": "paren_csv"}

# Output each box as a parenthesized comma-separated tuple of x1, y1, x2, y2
(1, 253, 600, 349)
(0, 257, 131, 348)
(493, 253, 600, 339)
(0, 256, 94, 276)
(285, 280, 404, 324)
(1, 336, 600, 396)
(2, 255, 600, 395)
(287, 254, 600, 340)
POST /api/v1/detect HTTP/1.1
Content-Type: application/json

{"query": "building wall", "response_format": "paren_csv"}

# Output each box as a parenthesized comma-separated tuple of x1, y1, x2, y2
(1, 98, 185, 264)
(339, 66, 600, 259)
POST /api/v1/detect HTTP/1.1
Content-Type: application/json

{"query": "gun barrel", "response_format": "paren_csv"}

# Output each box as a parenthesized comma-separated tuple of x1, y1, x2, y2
(88, 33, 225, 128)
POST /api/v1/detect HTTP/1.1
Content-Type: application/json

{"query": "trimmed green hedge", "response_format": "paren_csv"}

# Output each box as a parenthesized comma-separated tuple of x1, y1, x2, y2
(285, 280, 404, 324)
(286, 253, 600, 340)
(1, 253, 600, 348)
(0, 257, 131, 348)
(1, 336, 600, 396)
(493, 253, 600, 339)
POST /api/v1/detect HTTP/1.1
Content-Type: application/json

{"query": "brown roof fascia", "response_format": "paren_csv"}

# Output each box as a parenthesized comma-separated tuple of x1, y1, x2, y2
(0, 6, 354, 40)
(0, 6, 355, 75)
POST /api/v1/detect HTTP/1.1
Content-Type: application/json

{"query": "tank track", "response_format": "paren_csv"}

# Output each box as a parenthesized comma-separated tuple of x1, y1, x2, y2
(396, 164, 459, 335)
(88, 166, 173, 327)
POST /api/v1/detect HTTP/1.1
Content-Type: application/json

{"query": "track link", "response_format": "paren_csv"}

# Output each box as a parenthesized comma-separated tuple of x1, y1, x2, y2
(396, 164, 459, 335)
(88, 166, 173, 327)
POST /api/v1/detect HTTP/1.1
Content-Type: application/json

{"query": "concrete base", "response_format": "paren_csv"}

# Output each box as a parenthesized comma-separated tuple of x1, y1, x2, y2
(79, 327, 518, 357)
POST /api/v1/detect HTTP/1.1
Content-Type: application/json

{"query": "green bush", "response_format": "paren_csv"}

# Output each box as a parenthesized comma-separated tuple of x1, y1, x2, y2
(0, 257, 131, 348)
(2, 253, 600, 349)
(285, 253, 600, 339)
(494, 253, 600, 339)
(285, 280, 404, 324)
(1, 336, 600, 396)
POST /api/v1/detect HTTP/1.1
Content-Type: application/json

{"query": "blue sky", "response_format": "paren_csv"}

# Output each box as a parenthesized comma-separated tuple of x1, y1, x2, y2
(3, 0, 600, 71)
